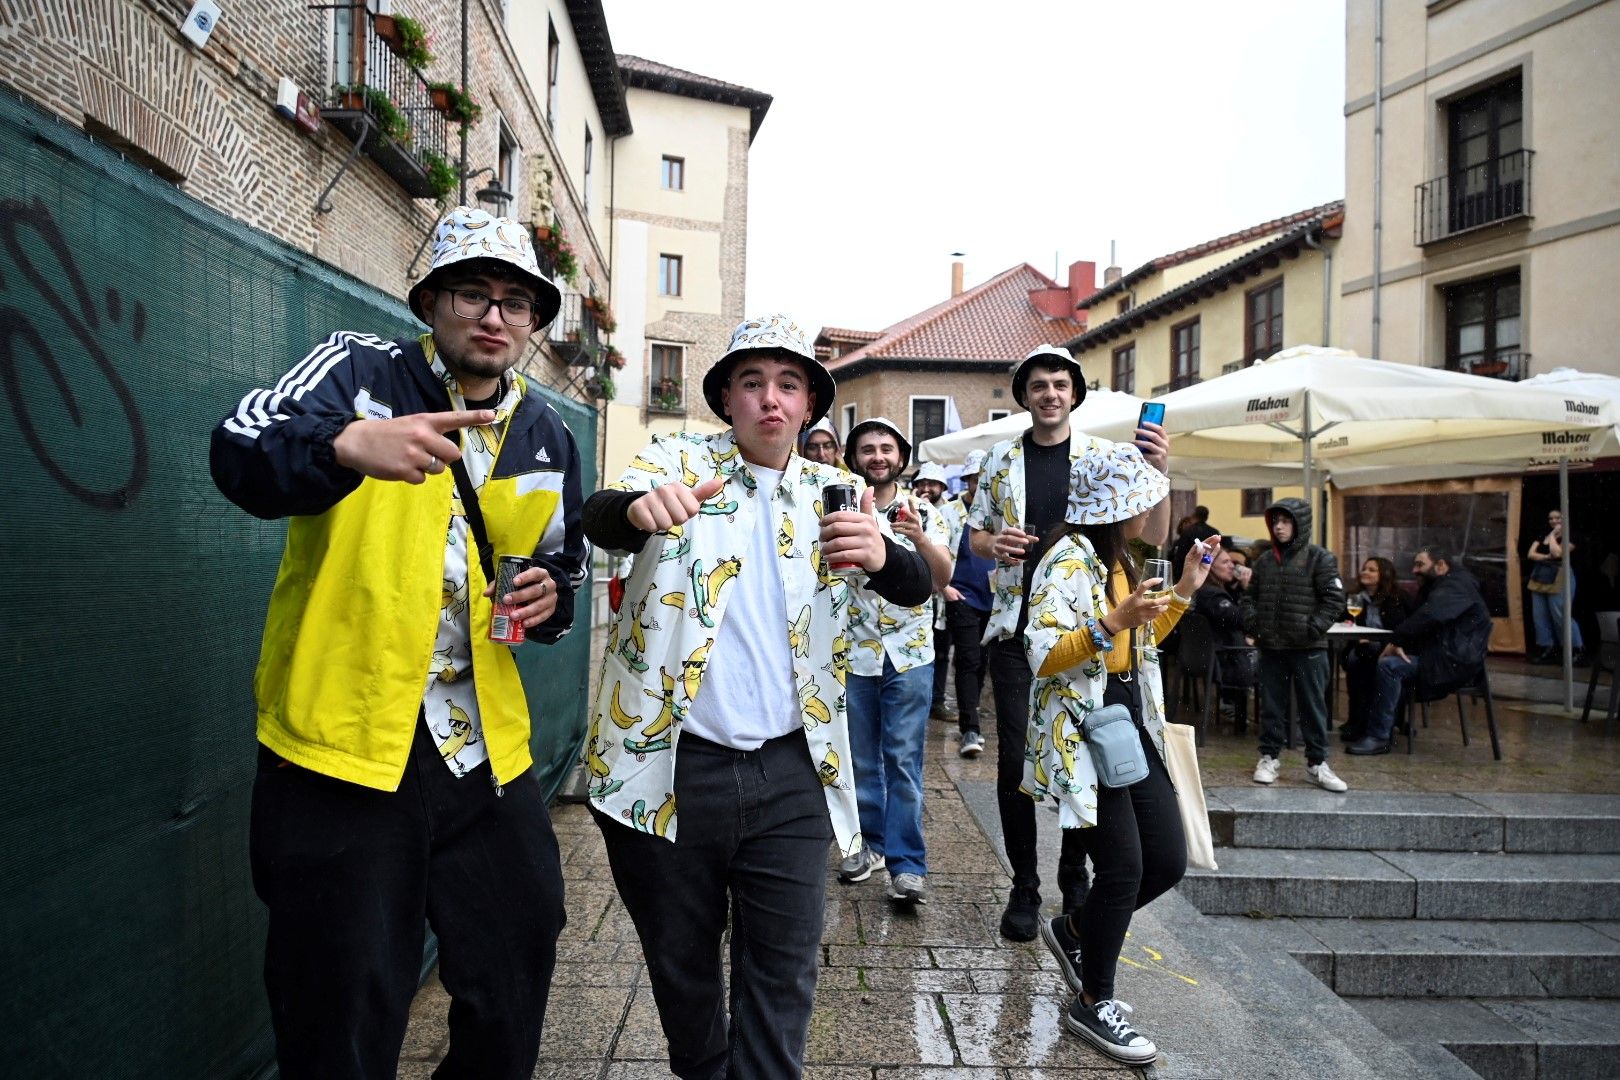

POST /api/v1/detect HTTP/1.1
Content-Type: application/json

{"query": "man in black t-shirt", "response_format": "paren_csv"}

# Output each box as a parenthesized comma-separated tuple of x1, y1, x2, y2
(966, 345, 1172, 941)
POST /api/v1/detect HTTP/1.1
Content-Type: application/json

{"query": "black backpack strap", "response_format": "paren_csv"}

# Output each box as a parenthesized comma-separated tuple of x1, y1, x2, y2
(450, 458, 496, 585)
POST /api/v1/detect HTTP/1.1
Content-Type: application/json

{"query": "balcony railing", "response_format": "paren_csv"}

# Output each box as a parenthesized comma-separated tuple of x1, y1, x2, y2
(1150, 374, 1202, 397)
(648, 376, 686, 414)
(1415, 149, 1533, 245)
(321, 9, 448, 199)
(547, 291, 602, 365)
(1450, 351, 1530, 382)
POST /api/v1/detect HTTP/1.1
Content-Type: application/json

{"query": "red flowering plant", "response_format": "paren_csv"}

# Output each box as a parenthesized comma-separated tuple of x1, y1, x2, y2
(533, 219, 578, 286)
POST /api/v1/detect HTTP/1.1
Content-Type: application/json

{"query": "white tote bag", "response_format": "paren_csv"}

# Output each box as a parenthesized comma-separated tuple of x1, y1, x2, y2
(1162, 722, 1218, 871)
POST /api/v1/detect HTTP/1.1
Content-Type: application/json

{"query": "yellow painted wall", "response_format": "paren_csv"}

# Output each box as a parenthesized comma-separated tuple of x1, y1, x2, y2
(617, 88, 742, 225)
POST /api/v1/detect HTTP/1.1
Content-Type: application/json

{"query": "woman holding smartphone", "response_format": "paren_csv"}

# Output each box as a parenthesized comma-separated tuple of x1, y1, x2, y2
(1022, 441, 1217, 1064)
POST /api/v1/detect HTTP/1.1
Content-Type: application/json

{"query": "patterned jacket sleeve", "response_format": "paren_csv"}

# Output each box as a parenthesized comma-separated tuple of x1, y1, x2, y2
(1023, 541, 1089, 675)
(526, 406, 588, 644)
(209, 331, 371, 519)
(583, 437, 677, 555)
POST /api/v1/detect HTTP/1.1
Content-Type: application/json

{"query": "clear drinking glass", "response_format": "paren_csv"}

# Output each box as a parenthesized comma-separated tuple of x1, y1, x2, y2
(1143, 559, 1174, 598)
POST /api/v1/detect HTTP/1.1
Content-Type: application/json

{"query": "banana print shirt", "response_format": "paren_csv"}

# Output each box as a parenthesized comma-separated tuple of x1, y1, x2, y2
(1021, 533, 1173, 829)
(421, 344, 522, 777)
(966, 433, 1104, 646)
(851, 493, 951, 675)
(587, 430, 878, 854)
(932, 496, 967, 631)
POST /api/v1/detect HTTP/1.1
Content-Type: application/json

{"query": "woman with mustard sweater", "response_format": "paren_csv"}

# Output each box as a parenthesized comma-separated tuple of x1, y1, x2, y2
(1022, 442, 1218, 1065)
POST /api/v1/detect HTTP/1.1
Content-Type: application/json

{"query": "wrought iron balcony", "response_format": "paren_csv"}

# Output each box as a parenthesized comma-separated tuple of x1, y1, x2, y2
(320, 9, 448, 200)
(1415, 149, 1533, 245)
(1450, 351, 1530, 382)
(547, 291, 602, 365)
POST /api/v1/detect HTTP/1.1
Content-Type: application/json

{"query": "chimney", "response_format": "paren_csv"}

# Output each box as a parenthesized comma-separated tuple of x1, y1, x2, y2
(1067, 260, 1096, 306)
(1103, 239, 1121, 285)
(951, 260, 964, 297)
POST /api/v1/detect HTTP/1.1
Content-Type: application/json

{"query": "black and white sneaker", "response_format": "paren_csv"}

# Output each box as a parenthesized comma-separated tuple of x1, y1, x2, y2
(1062, 996, 1158, 1064)
(1040, 915, 1085, 994)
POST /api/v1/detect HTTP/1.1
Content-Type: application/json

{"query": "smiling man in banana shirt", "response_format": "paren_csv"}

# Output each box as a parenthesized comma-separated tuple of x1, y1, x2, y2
(581, 315, 931, 1080)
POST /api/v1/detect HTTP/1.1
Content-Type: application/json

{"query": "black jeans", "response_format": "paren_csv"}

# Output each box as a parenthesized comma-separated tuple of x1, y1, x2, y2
(250, 719, 565, 1080)
(596, 729, 833, 1080)
(1068, 676, 1187, 1002)
(1341, 646, 1378, 737)
(987, 637, 1087, 893)
(947, 600, 990, 735)
(932, 621, 952, 711)
(1258, 648, 1331, 764)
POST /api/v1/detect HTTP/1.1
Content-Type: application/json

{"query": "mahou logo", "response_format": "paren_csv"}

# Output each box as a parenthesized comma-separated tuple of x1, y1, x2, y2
(1245, 395, 1291, 421)
(1566, 399, 1601, 419)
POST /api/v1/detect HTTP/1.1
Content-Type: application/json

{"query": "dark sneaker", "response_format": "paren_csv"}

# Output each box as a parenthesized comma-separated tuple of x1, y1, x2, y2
(1041, 915, 1084, 993)
(1062, 996, 1157, 1064)
(959, 731, 985, 758)
(999, 884, 1041, 942)
(888, 872, 928, 905)
(1345, 737, 1392, 756)
(837, 847, 885, 883)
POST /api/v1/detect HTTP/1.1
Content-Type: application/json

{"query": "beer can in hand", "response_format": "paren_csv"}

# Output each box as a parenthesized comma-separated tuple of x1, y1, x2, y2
(821, 483, 863, 576)
(490, 555, 530, 644)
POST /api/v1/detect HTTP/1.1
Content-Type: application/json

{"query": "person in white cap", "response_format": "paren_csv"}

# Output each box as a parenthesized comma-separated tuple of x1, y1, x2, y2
(1025, 442, 1216, 1065)
(802, 414, 843, 468)
(966, 344, 1172, 942)
(944, 448, 996, 756)
(911, 461, 959, 721)
(210, 205, 586, 1078)
(836, 419, 954, 904)
(580, 315, 931, 1079)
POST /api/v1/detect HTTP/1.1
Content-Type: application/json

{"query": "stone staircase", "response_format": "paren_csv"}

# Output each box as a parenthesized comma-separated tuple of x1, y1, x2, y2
(1179, 790, 1620, 1079)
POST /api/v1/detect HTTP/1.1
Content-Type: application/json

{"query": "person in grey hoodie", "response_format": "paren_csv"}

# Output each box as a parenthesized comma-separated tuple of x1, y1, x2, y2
(1240, 497, 1349, 791)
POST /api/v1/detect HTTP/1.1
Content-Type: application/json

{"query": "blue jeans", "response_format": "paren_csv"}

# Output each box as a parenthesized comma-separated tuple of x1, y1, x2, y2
(1531, 575, 1584, 650)
(847, 655, 932, 876)
(1367, 653, 1422, 743)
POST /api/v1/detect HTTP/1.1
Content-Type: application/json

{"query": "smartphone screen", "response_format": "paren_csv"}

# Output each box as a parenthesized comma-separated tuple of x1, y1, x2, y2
(1138, 401, 1166, 428)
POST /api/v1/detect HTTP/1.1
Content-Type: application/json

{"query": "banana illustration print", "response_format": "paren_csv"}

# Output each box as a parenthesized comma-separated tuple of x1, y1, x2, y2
(817, 747, 840, 787)
(799, 679, 832, 727)
(441, 577, 468, 619)
(659, 529, 693, 563)
(625, 668, 681, 755)
(608, 681, 642, 730)
(680, 638, 714, 702)
(438, 702, 476, 760)
(679, 450, 701, 488)
(689, 556, 742, 628)
(777, 515, 795, 557)
(788, 604, 812, 658)
(584, 713, 623, 800)
(627, 792, 677, 835)
(431, 645, 457, 683)
(1048, 553, 1089, 579)
(660, 590, 687, 612)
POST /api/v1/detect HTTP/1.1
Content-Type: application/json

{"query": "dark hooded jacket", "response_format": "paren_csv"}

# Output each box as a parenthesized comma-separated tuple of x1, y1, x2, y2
(1392, 564, 1492, 698)
(1240, 497, 1345, 650)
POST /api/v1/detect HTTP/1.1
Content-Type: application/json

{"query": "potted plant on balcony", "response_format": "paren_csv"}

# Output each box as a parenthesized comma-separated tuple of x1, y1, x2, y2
(584, 294, 617, 335)
(602, 347, 626, 371)
(426, 82, 483, 127)
(331, 85, 412, 144)
(420, 150, 457, 201)
(533, 219, 579, 287)
(651, 376, 683, 412)
(586, 370, 616, 402)
(376, 13, 435, 70)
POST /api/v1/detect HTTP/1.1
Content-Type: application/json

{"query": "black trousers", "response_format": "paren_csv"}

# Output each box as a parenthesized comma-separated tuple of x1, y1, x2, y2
(932, 621, 952, 710)
(596, 729, 833, 1080)
(947, 600, 990, 735)
(250, 719, 565, 1080)
(1068, 676, 1187, 1002)
(1341, 646, 1379, 737)
(987, 637, 1087, 893)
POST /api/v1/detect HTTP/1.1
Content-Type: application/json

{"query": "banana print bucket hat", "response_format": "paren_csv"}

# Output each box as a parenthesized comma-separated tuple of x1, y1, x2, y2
(407, 205, 562, 328)
(1063, 440, 1169, 525)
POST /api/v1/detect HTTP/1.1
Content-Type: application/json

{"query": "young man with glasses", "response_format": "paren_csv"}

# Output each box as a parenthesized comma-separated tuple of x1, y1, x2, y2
(211, 206, 587, 1079)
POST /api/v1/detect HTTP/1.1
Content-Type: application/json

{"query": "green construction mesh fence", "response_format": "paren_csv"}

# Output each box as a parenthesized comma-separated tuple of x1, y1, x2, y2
(0, 91, 595, 1079)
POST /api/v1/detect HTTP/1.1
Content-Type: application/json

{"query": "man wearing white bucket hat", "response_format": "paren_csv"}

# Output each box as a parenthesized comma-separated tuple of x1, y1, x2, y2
(836, 418, 954, 904)
(944, 448, 996, 756)
(581, 315, 931, 1078)
(911, 461, 959, 721)
(967, 344, 1172, 942)
(211, 205, 585, 1078)
(802, 414, 843, 468)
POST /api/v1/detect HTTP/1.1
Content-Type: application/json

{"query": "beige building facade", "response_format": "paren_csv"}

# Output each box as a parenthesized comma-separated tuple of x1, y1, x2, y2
(601, 55, 771, 483)
(1066, 204, 1345, 541)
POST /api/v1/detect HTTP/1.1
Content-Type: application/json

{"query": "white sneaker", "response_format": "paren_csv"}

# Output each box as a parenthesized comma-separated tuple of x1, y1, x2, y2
(1307, 762, 1349, 792)
(1252, 755, 1280, 785)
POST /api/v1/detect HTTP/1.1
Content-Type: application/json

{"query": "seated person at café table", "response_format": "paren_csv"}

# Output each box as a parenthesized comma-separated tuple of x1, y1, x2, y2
(1193, 544, 1257, 730)
(1346, 545, 1491, 756)
(1339, 556, 1415, 745)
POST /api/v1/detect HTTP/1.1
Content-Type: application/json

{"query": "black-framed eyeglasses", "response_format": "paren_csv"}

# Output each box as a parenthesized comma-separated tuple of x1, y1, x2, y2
(448, 288, 538, 327)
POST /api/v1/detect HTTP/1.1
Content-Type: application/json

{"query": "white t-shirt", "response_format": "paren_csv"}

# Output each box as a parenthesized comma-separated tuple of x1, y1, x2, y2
(682, 465, 802, 750)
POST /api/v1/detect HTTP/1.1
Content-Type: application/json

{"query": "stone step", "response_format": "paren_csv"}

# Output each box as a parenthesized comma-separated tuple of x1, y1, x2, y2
(1179, 849, 1620, 921)
(1209, 916, 1620, 998)
(1205, 789, 1620, 854)
(1353, 997, 1620, 1080)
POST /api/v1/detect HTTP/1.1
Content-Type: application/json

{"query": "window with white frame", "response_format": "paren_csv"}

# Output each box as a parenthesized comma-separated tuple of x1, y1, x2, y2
(498, 118, 521, 212)
(988, 408, 1012, 422)
(546, 19, 560, 131)
(910, 396, 947, 448)
(658, 254, 682, 297)
(840, 403, 856, 440)
(661, 155, 685, 191)
(649, 344, 684, 412)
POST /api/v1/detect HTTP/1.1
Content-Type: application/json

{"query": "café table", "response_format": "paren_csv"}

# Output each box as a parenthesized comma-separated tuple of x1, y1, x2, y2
(1326, 623, 1393, 727)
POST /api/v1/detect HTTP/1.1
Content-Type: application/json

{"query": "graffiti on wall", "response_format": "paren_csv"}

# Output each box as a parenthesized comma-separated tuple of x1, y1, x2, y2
(0, 197, 149, 510)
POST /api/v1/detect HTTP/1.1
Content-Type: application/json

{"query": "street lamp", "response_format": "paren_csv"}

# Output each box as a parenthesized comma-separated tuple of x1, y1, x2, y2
(475, 176, 514, 218)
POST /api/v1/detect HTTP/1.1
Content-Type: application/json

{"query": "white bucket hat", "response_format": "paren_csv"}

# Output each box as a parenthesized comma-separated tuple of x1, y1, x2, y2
(1063, 441, 1169, 525)
(1011, 344, 1087, 410)
(407, 205, 561, 328)
(913, 462, 949, 486)
(702, 314, 835, 424)
(805, 416, 838, 441)
(962, 448, 989, 476)
(844, 416, 911, 471)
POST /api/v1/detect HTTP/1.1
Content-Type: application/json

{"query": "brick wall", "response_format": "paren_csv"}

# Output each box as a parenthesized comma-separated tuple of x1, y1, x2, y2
(3, 0, 604, 387)
(833, 366, 1019, 446)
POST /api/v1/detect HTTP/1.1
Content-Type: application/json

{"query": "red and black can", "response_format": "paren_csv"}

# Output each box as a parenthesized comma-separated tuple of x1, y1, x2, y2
(821, 483, 862, 576)
(490, 555, 530, 644)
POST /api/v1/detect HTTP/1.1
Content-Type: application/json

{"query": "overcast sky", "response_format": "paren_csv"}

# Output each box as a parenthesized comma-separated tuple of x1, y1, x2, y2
(603, 0, 1347, 336)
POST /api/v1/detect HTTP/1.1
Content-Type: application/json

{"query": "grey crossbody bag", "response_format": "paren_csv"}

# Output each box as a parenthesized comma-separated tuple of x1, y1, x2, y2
(1078, 626, 1149, 788)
